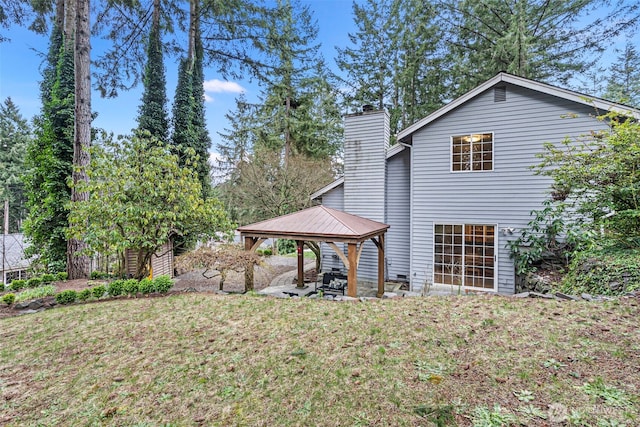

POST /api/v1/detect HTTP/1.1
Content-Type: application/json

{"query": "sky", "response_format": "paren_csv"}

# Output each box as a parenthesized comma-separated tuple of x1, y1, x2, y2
(0, 0, 356, 156)
(0, 0, 638, 159)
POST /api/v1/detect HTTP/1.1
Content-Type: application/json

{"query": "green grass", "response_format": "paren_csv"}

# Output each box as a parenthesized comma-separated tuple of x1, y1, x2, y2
(0, 293, 638, 426)
(282, 249, 317, 259)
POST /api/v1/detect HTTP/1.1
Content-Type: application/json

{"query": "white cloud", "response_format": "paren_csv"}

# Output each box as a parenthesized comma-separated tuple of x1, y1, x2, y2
(204, 93, 214, 103)
(203, 79, 245, 94)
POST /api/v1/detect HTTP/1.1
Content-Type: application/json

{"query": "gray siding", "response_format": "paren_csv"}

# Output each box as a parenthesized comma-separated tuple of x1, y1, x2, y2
(344, 110, 389, 281)
(318, 185, 346, 273)
(410, 83, 609, 293)
(385, 148, 411, 281)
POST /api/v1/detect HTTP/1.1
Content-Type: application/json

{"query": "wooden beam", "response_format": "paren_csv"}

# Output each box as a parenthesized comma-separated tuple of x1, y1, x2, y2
(356, 242, 365, 268)
(347, 243, 358, 297)
(296, 240, 305, 288)
(376, 234, 385, 298)
(326, 242, 349, 267)
(250, 238, 267, 252)
(244, 237, 256, 291)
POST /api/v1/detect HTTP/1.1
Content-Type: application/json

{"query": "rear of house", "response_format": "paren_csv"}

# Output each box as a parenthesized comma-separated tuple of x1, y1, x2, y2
(314, 73, 639, 294)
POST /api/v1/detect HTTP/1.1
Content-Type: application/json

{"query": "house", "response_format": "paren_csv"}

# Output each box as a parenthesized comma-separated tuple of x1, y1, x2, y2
(1, 233, 31, 285)
(311, 73, 640, 294)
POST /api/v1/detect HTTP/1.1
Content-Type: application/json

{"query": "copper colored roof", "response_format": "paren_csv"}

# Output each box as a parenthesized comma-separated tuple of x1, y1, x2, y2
(237, 205, 389, 242)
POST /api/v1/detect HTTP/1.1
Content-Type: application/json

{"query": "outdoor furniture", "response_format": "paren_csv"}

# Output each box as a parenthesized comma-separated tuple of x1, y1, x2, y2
(315, 272, 348, 295)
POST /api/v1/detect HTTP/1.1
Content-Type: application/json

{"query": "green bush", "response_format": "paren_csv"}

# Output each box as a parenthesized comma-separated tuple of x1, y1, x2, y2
(90, 271, 111, 280)
(40, 273, 56, 284)
(26, 277, 42, 288)
(277, 239, 296, 255)
(92, 285, 106, 299)
(15, 285, 56, 302)
(138, 278, 155, 295)
(123, 279, 139, 296)
(10, 279, 26, 292)
(56, 272, 68, 281)
(153, 275, 174, 293)
(77, 288, 92, 302)
(2, 293, 16, 305)
(108, 280, 125, 297)
(56, 290, 78, 305)
(560, 245, 640, 296)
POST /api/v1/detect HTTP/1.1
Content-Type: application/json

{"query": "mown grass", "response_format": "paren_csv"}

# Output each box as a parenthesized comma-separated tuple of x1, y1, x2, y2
(0, 293, 638, 426)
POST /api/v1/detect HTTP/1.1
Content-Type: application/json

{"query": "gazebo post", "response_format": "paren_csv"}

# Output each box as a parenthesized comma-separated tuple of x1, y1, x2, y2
(244, 236, 256, 291)
(296, 240, 305, 288)
(347, 243, 358, 297)
(377, 233, 385, 298)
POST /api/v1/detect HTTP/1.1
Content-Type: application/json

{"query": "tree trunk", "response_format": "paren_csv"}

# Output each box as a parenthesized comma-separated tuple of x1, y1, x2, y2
(134, 249, 151, 280)
(67, 0, 91, 279)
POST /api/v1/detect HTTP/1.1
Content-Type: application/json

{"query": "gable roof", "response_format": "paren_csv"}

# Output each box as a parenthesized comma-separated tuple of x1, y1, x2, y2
(0, 234, 31, 273)
(237, 205, 389, 243)
(397, 72, 640, 143)
(310, 176, 344, 200)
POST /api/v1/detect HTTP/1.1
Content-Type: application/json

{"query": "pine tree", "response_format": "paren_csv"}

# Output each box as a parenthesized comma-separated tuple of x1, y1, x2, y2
(0, 98, 31, 233)
(604, 41, 640, 107)
(442, 0, 640, 96)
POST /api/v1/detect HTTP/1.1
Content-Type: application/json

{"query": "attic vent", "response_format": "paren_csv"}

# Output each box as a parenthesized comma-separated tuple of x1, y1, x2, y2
(494, 86, 507, 102)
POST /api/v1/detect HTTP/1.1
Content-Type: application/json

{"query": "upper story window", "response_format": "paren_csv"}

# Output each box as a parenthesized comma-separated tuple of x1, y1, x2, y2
(451, 133, 493, 172)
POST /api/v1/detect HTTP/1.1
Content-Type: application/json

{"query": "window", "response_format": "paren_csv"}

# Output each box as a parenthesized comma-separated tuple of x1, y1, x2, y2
(451, 133, 493, 172)
(433, 224, 496, 290)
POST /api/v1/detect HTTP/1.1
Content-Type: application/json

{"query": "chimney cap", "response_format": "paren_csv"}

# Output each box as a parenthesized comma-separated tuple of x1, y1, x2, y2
(362, 104, 374, 112)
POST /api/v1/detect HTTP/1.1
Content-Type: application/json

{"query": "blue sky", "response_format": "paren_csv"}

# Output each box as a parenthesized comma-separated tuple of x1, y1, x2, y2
(0, 0, 356, 155)
(0, 0, 637, 158)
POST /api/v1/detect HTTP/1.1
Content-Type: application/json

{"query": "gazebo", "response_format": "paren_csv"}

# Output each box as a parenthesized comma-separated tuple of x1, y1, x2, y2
(237, 205, 389, 298)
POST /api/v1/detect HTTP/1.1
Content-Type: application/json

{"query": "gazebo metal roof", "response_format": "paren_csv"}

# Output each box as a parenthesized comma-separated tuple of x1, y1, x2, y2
(237, 205, 389, 243)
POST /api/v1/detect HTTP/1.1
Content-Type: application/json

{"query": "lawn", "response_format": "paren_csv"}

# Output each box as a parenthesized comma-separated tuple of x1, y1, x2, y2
(0, 293, 638, 426)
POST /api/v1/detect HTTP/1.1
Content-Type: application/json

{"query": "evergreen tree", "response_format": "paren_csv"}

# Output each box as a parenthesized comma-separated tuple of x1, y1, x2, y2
(604, 41, 640, 107)
(137, 0, 169, 142)
(23, 21, 75, 272)
(442, 0, 640, 96)
(254, 0, 342, 161)
(0, 98, 31, 233)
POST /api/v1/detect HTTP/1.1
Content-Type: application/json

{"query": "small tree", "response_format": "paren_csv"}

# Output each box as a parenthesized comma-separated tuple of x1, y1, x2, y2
(175, 244, 262, 291)
(68, 132, 234, 279)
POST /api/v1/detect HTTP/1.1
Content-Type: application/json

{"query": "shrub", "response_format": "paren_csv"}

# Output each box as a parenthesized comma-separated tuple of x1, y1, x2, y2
(77, 288, 92, 302)
(56, 272, 68, 281)
(15, 285, 56, 302)
(138, 278, 155, 295)
(108, 280, 125, 297)
(10, 279, 26, 292)
(277, 239, 296, 255)
(123, 279, 139, 296)
(56, 290, 78, 305)
(90, 271, 111, 280)
(26, 277, 42, 288)
(153, 275, 174, 293)
(2, 293, 16, 306)
(92, 285, 106, 299)
(560, 245, 640, 296)
(40, 273, 56, 284)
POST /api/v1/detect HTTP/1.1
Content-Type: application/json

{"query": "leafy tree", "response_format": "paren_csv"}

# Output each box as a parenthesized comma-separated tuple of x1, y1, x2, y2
(441, 0, 640, 95)
(0, 98, 31, 232)
(68, 132, 234, 280)
(604, 41, 640, 108)
(137, 0, 169, 142)
(535, 113, 640, 245)
(23, 21, 74, 272)
(175, 244, 262, 291)
(219, 150, 334, 226)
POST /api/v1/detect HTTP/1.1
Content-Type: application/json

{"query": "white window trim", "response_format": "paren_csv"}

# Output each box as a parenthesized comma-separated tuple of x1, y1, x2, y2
(449, 132, 495, 173)
(431, 222, 498, 292)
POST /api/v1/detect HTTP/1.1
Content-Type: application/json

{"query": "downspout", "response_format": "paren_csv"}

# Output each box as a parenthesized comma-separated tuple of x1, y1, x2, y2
(398, 140, 413, 290)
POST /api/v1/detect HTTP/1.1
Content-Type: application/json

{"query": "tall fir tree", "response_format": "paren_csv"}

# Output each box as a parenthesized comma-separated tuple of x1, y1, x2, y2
(137, 0, 169, 142)
(23, 18, 75, 272)
(441, 0, 640, 96)
(604, 41, 640, 107)
(0, 98, 31, 233)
